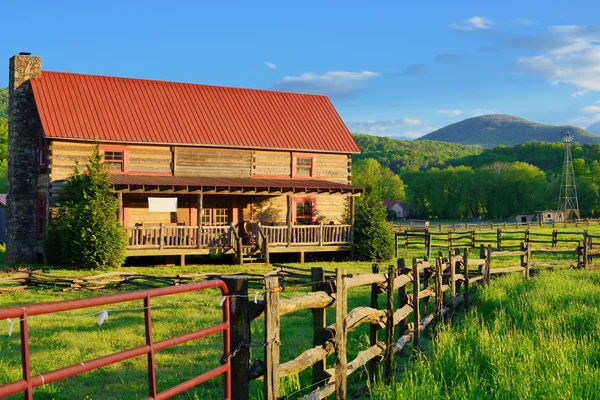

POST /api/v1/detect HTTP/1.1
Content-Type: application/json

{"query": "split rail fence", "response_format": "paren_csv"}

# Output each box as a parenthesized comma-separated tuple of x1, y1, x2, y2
(223, 243, 538, 400)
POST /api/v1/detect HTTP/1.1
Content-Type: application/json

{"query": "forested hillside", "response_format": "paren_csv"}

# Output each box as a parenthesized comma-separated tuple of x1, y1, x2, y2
(353, 133, 481, 171)
(417, 114, 600, 148)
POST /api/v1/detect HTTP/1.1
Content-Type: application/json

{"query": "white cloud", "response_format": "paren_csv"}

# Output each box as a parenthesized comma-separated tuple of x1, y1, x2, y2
(437, 109, 464, 116)
(265, 62, 277, 69)
(274, 71, 379, 99)
(514, 25, 600, 93)
(568, 100, 600, 128)
(452, 16, 492, 32)
(346, 117, 425, 137)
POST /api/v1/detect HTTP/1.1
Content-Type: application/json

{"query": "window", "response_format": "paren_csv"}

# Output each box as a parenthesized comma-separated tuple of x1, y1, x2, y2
(294, 198, 315, 225)
(100, 146, 128, 173)
(202, 202, 230, 225)
(105, 151, 124, 171)
(292, 153, 316, 178)
(36, 195, 46, 239)
(37, 135, 48, 168)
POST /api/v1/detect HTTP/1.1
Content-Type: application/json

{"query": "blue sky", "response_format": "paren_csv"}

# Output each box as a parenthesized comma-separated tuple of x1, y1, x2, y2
(2, 0, 600, 138)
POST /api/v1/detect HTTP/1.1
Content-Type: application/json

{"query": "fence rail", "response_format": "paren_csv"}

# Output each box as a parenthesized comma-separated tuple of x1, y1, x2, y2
(0, 280, 232, 400)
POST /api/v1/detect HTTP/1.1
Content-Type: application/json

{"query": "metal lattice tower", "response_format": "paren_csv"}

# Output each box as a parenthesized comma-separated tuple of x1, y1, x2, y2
(558, 132, 580, 218)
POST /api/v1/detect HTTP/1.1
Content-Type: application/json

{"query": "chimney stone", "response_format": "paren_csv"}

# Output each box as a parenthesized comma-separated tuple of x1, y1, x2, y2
(6, 54, 42, 264)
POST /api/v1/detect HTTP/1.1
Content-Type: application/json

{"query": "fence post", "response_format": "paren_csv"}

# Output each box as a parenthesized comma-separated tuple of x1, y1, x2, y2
(384, 265, 395, 383)
(422, 257, 431, 316)
(552, 229, 558, 248)
(449, 250, 456, 314)
(412, 258, 421, 350)
(486, 245, 492, 285)
(311, 267, 327, 390)
(448, 231, 452, 250)
(497, 228, 502, 251)
(584, 235, 589, 269)
(222, 276, 251, 400)
(395, 233, 399, 258)
(471, 229, 476, 248)
(525, 229, 530, 245)
(526, 242, 531, 277)
(435, 254, 443, 320)
(479, 244, 485, 276)
(264, 276, 281, 400)
(334, 268, 348, 400)
(426, 233, 432, 260)
(463, 248, 470, 310)
(397, 259, 408, 351)
(368, 263, 380, 385)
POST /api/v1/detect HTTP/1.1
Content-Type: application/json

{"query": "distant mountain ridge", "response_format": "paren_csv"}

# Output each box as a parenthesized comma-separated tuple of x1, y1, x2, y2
(417, 114, 600, 148)
(588, 121, 600, 135)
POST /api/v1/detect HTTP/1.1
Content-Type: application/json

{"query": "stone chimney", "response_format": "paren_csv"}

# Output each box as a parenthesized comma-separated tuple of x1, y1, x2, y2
(6, 53, 42, 264)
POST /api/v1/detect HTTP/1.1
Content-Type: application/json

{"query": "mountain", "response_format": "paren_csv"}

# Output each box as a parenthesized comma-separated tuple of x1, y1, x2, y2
(588, 121, 600, 135)
(417, 114, 600, 148)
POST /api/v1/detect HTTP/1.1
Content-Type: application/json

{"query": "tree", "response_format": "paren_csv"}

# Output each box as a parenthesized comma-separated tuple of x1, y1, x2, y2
(46, 146, 126, 268)
(352, 158, 395, 261)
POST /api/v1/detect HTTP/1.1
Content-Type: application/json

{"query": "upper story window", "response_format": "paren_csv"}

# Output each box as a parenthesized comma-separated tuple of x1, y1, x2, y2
(100, 145, 128, 173)
(292, 153, 316, 178)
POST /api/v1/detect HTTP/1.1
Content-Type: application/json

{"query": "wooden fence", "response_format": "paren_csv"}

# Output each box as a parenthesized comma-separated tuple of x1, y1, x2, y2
(391, 218, 600, 232)
(221, 246, 537, 399)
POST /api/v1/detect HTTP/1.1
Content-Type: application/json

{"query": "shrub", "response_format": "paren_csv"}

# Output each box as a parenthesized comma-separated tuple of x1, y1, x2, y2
(45, 147, 126, 268)
(353, 187, 394, 261)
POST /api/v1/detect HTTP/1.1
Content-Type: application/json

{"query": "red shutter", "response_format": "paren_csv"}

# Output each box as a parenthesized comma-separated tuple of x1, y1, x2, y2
(36, 195, 47, 239)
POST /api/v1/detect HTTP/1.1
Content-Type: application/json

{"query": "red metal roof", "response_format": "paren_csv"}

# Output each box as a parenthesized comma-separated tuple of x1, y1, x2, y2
(30, 71, 360, 154)
(108, 175, 362, 195)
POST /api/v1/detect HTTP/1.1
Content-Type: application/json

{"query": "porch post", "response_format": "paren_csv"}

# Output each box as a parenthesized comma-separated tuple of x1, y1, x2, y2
(286, 195, 292, 247)
(196, 193, 203, 249)
(117, 192, 123, 224)
(349, 196, 355, 260)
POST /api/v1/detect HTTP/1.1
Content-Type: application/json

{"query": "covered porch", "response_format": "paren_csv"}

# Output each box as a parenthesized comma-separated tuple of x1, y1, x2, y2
(110, 175, 362, 264)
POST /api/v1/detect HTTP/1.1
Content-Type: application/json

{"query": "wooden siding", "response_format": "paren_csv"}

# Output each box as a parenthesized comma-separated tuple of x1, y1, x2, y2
(174, 147, 252, 177)
(128, 145, 171, 174)
(253, 151, 291, 177)
(315, 154, 351, 184)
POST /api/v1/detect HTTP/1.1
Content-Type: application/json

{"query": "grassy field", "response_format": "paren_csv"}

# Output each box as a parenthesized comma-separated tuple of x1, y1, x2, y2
(1, 224, 600, 399)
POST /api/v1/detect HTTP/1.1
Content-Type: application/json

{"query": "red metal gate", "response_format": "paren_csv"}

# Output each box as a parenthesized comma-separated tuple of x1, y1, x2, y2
(0, 280, 231, 399)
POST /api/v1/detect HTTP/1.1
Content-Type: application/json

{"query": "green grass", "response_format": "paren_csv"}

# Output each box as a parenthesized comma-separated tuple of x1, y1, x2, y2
(372, 270, 600, 399)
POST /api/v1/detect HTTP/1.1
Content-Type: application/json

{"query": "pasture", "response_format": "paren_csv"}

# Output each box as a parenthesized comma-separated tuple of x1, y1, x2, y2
(1, 224, 600, 399)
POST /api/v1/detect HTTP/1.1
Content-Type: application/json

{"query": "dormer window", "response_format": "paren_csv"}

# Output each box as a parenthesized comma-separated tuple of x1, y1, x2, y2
(100, 145, 128, 173)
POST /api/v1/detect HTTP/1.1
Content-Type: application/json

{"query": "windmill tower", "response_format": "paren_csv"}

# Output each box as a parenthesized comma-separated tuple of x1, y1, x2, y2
(558, 132, 580, 219)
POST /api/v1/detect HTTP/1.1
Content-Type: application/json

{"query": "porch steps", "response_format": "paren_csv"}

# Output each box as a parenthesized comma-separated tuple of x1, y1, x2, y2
(238, 245, 265, 264)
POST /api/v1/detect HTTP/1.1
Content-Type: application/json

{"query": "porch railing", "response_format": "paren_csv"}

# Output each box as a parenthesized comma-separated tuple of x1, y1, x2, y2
(127, 225, 231, 249)
(259, 223, 352, 247)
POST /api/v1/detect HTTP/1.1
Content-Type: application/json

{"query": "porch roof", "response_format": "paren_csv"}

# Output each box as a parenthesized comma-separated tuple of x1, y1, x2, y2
(109, 175, 363, 195)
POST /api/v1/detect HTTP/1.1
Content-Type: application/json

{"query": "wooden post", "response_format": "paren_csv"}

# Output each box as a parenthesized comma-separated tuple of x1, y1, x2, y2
(349, 196, 355, 246)
(334, 268, 348, 400)
(435, 255, 443, 320)
(471, 229, 476, 248)
(264, 236, 270, 265)
(497, 228, 502, 251)
(449, 250, 456, 316)
(196, 193, 203, 249)
(117, 192, 123, 223)
(426, 233, 432, 260)
(463, 248, 470, 310)
(525, 242, 531, 277)
(384, 265, 394, 383)
(486, 245, 492, 285)
(578, 240, 583, 268)
(319, 222, 324, 246)
(448, 231, 452, 249)
(552, 229, 558, 248)
(397, 259, 408, 350)
(395, 233, 399, 258)
(479, 244, 486, 275)
(311, 267, 327, 389)
(422, 258, 431, 315)
(368, 263, 379, 385)
(238, 237, 244, 265)
(222, 276, 251, 400)
(286, 195, 292, 247)
(584, 235, 589, 269)
(264, 276, 281, 400)
(412, 258, 421, 350)
(159, 223, 164, 250)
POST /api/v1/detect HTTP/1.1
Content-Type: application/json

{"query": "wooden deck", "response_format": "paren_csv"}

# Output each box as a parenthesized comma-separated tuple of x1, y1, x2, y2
(125, 223, 353, 263)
